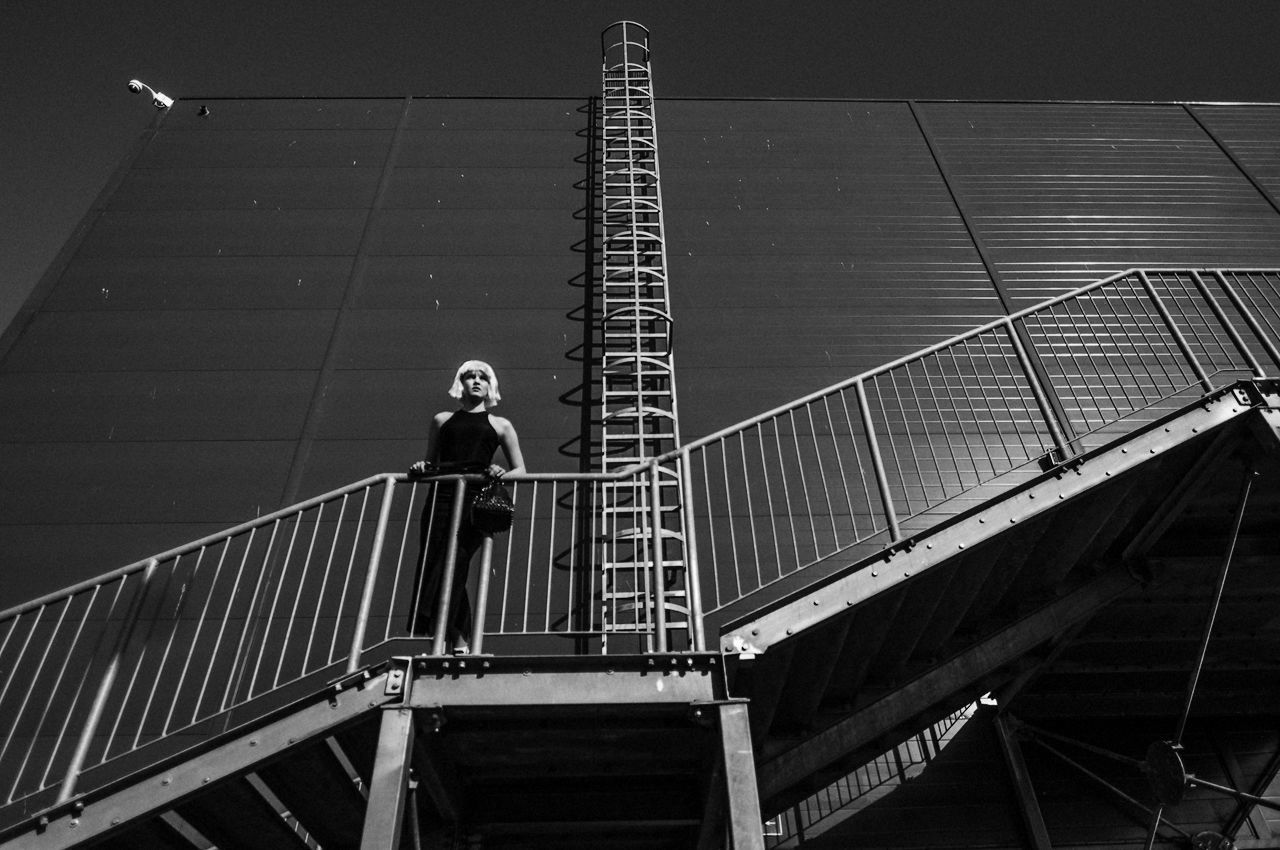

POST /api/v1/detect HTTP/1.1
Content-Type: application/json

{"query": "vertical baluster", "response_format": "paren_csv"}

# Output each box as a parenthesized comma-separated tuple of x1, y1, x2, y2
(856, 379, 900, 542)
(57, 561, 156, 805)
(347, 477, 397, 673)
(1209, 270, 1280, 374)
(1004, 318, 1071, 461)
(1137, 270, 1213, 392)
(431, 480, 470, 658)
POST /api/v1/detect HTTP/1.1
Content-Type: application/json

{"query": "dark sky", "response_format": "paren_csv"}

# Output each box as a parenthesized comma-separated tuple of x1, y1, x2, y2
(4, 0, 1280, 333)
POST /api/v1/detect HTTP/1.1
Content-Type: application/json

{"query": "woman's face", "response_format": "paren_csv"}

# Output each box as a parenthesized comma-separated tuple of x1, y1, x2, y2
(460, 369, 491, 401)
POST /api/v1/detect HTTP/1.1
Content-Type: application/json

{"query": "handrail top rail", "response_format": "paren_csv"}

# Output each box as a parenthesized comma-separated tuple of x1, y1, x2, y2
(0, 468, 660, 622)
(4, 265, 1272, 622)
(647, 266, 1280, 463)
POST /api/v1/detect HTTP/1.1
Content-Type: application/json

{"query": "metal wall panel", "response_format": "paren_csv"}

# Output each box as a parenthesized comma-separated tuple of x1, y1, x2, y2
(159, 98, 405, 130)
(2, 309, 336, 371)
(5, 96, 1280, 613)
(0, 371, 313, 442)
(108, 167, 383, 210)
(45, 256, 352, 311)
(918, 102, 1280, 304)
(660, 100, 1002, 436)
(1192, 104, 1280, 204)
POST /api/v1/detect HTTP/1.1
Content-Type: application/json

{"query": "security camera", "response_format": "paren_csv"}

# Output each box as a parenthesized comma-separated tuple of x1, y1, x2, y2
(127, 79, 173, 109)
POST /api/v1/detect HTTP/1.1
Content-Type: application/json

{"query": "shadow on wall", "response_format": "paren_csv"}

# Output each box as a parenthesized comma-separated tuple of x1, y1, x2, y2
(560, 96, 603, 469)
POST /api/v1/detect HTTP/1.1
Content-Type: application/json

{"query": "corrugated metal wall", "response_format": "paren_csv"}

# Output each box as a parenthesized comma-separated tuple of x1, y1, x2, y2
(3, 98, 1280, 609)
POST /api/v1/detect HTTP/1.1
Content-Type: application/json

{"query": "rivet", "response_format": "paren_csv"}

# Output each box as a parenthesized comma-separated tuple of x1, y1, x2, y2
(958, 543, 965, 549)
(249, 739, 258, 747)
(752, 629, 759, 635)
(786, 627, 793, 635)
(162, 778, 171, 786)
(203, 777, 211, 784)
(926, 543, 933, 549)
(871, 570, 879, 576)
(1122, 448, 1128, 453)
(979, 518, 985, 523)
(812, 599, 820, 606)
(1010, 517, 1016, 523)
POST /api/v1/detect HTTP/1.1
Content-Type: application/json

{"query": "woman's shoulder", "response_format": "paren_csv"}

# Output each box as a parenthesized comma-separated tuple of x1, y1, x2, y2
(486, 412, 515, 433)
(433, 410, 455, 426)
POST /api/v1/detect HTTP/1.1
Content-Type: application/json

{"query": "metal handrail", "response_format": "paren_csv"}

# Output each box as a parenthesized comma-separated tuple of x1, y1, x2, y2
(2, 267, 1278, 823)
(671, 267, 1280, 618)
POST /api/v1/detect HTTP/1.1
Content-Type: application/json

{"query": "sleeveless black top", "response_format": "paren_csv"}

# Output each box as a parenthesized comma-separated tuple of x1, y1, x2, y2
(437, 410, 501, 470)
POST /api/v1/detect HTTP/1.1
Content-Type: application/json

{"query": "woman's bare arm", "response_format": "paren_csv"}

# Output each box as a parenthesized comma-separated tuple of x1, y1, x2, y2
(493, 416, 525, 476)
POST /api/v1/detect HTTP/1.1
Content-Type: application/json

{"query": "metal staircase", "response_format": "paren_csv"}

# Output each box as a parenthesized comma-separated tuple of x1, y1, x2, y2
(596, 21, 690, 652)
(3, 267, 1280, 849)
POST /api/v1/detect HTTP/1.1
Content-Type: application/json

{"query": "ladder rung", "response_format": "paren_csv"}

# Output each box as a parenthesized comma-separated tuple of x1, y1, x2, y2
(602, 562, 686, 572)
(611, 528, 684, 543)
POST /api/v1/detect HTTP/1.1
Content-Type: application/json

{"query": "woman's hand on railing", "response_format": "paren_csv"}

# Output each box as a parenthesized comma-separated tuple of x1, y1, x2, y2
(408, 460, 436, 476)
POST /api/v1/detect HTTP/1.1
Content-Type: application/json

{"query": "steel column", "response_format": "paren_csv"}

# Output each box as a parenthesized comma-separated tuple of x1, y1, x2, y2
(360, 708, 415, 850)
(718, 702, 765, 850)
(994, 714, 1054, 850)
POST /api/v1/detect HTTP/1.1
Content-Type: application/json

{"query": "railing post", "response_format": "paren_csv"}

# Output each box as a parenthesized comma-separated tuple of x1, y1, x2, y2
(431, 479, 470, 657)
(648, 466, 668, 653)
(1004, 318, 1072, 461)
(855, 379, 901, 542)
(470, 536, 494, 655)
(57, 560, 157, 805)
(679, 448, 707, 652)
(347, 477, 397, 674)
(1210, 270, 1280, 374)
(1137, 270, 1214, 392)
(1188, 271, 1266, 378)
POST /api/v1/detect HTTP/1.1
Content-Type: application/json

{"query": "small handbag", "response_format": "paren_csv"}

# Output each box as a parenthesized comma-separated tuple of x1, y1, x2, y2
(469, 478, 515, 534)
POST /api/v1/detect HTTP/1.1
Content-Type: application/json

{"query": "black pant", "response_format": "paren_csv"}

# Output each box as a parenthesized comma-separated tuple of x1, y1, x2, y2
(409, 486, 485, 641)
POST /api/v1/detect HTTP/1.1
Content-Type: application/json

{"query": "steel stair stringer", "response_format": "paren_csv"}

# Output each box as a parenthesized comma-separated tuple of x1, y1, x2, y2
(721, 381, 1280, 820)
(2, 665, 401, 850)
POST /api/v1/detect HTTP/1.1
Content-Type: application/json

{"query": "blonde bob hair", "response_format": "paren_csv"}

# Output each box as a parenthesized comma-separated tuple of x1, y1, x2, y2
(448, 360, 501, 406)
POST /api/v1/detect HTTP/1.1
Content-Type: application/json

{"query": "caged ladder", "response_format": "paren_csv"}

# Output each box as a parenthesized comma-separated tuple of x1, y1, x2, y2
(597, 22, 690, 653)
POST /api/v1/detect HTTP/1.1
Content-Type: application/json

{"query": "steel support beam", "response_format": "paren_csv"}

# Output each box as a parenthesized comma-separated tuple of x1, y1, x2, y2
(360, 708, 415, 850)
(724, 388, 1249, 655)
(758, 566, 1138, 805)
(994, 714, 1054, 850)
(5, 671, 399, 850)
(719, 702, 765, 850)
(404, 654, 720, 708)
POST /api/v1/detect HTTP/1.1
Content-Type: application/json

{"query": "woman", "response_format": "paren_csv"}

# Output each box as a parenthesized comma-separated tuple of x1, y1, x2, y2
(408, 360, 525, 653)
